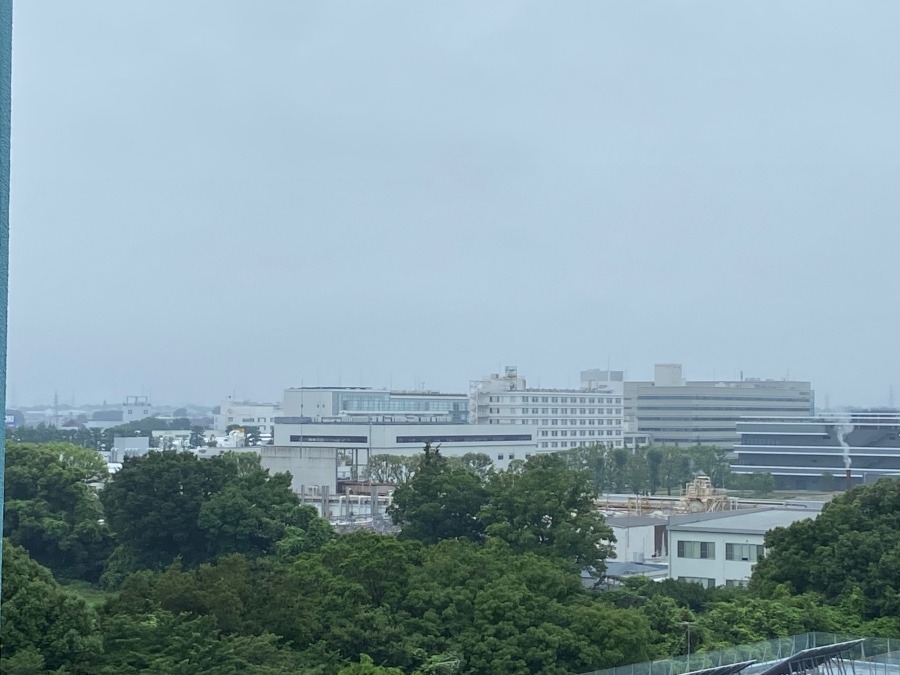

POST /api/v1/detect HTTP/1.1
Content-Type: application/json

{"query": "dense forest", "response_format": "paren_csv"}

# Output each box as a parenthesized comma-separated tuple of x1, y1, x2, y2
(2, 442, 898, 674)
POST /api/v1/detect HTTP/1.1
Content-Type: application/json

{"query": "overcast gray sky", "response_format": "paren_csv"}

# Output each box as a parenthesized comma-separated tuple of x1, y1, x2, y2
(7, 1, 899, 408)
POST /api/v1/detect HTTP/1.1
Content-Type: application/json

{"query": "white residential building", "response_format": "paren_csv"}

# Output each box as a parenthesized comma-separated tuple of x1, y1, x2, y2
(667, 507, 820, 588)
(469, 367, 625, 451)
(213, 397, 282, 433)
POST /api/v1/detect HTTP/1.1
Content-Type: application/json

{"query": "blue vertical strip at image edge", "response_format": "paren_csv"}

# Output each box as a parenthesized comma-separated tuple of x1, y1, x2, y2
(0, 0, 13, 601)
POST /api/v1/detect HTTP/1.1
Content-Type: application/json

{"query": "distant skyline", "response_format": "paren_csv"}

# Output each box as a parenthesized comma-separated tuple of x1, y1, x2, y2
(7, 2, 899, 409)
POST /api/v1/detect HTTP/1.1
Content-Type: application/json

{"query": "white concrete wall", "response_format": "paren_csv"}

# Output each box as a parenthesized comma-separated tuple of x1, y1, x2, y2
(282, 389, 334, 418)
(610, 523, 662, 563)
(273, 422, 539, 470)
(668, 529, 763, 587)
(260, 445, 338, 493)
(214, 400, 281, 432)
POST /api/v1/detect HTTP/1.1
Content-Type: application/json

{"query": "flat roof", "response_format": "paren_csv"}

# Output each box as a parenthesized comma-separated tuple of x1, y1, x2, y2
(668, 508, 818, 535)
(607, 515, 667, 528)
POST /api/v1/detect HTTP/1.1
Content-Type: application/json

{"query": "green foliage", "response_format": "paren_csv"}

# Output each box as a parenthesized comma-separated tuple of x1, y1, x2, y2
(99, 535, 652, 674)
(1, 541, 103, 671)
(366, 454, 420, 483)
(751, 477, 900, 622)
(480, 454, 614, 573)
(558, 443, 734, 495)
(99, 450, 334, 576)
(100, 450, 236, 569)
(390, 445, 488, 544)
(338, 654, 405, 674)
(3, 442, 114, 581)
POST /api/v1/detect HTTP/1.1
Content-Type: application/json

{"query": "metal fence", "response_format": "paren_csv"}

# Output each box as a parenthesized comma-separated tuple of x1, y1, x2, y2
(580, 633, 899, 675)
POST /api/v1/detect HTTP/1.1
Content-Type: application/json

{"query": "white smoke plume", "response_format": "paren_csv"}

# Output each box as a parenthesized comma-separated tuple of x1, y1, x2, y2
(835, 420, 854, 469)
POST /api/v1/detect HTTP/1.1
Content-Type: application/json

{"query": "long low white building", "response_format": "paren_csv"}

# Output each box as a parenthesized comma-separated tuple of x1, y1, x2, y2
(260, 421, 541, 493)
(667, 507, 820, 588)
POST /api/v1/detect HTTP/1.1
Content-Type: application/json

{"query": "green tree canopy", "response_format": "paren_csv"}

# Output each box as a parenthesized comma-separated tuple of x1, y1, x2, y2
(100, 450, 333, 576)
(751, 478, 900, 622)
(1, 541, 103, 671)
(3, 442, 114, 581)
(480, 453, 615, 573)
(389, 444, 489, 544)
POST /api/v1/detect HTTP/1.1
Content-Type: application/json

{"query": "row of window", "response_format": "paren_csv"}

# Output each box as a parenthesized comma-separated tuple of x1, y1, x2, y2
(496, 452, 534, 461)
(518, 407, 622, 415)
(487, 396, 622, 404)
(485, 407, 622, 417)
(540, 429, 622, 437)
(489, 418, 623, 427)
(679, 577, 750, 589)
(540, 440, 624, 449)
(676, 540, 766, 562)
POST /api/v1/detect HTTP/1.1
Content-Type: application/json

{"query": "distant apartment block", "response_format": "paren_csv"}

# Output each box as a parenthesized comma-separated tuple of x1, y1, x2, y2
(731, 411, 900, 490)
(469, 366, 625, 450)
(624, 364, 814, 447)
(122, 395, 153, 424)
(282, 386, 468, 424)
(213, 396, 282, 433)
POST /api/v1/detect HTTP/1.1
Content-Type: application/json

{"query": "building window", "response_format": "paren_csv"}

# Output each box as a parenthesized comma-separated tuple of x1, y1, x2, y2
(542, 397, 549, 403)
(497, 454, 505, 461)
(677, 541, 716, 559)
(679, 577, 716, 589)
(551, 442, 558, 448)
(541, 442, 549, 448)
(726, 544, 765, 562)
(509, 453, 516, 460)
(725, 579, 750, 588)
(551, 397, 558, 403)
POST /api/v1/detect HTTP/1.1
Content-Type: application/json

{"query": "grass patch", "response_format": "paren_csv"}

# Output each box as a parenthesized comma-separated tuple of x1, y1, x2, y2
(59, 580, 114, 609)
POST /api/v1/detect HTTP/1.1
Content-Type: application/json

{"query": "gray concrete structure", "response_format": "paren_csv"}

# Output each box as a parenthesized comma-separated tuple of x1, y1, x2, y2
(732, 411, 900, 490)
(625, 364, 814, 447)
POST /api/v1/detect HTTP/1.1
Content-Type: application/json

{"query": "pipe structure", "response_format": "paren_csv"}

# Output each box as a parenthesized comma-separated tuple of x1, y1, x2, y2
(0, 0, 12, 607)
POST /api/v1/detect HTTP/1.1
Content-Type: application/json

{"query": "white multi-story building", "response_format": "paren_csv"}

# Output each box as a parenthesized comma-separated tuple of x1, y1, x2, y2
(282, 387, 469, 424)
(469, 367, 625, 451)
(213, 396, 282, 434)
(625, 364, 814, 448)
(667, 507, 820, 588)
(262, 421, 540, 493)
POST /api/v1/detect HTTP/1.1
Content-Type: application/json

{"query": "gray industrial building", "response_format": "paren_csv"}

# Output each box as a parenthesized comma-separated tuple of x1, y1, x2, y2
(624, 364, 814, 447)
(731, 411, 900, 490)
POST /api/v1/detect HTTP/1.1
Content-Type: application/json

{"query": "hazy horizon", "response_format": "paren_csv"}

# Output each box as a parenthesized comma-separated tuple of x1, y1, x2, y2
(7, 2, 899, 409)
